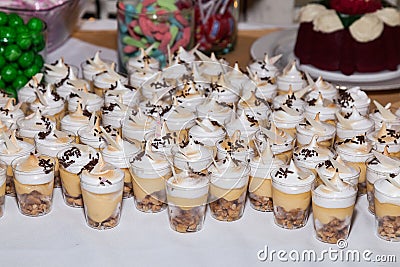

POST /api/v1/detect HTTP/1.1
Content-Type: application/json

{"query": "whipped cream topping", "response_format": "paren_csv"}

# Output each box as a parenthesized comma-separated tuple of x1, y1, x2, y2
(189, 118, 225, 146)
(210, 156, 250, 189)
(305, 93, 338, 121)
(104, 80, 138, 107)
(61, 104, 91, 134)
(307, 76, 338, 101)
(272, 88, 306, 111)
(13, 153, 54, 184)
(336, 107, 374, 131)
(56, 69, 90, 99)
(367, 150, 400, 179)
(272, 160, 315, 194)
(17, 73, 44, 103)
(30, 84, 64, 116)
(17, 109, 54, 139)
(129, 64, 157, 88)
(370, 101, 399, 125)
(248, 54, 281, 80)
(93, 63, 128, 89)
(313, 172, 357, 208)
(130, 141, 171, 176)
(67, 89, 104, 113)
(35, 127, 75, 157)
(58, 145, 100, 174)
(294, 135, 334, 167)
(44, 58, 76, 84)
(0, 131, 35, 162)
(127, 46, 160, 71)
(298, 3, 327, 23)
(336, 135, 373, 162)
(0, 99, 24, 129)
(316, 156, 360, 182)
(162, 105, 195, 131)
(313, 10, 344, 33)
(173, 138, 213, 171)
(249, 72, 277, 101)
(102, 135, 140, 169)
(374, 178, 400, 205)
(226, 111, 259, 138)
(272, 106, 305, 127)
(102, 101, 129, 129)
(349, 13, 384, 43)
(0, 91, 10, 107)
(296, 113, 336, 143)
(375, 8, 400, 27)
(196, 98, 233, 125)
(140, 94, 172, 117)
(250, 141, 286, 178)
(166, 173, 209, 199)
(367, 123, 400, 153)
(256, 124, 295, 149)
(217, 130, 252, 154)
(277, 60, 307, 91)
(338, 87, 371, 114)
(171, 46, 196, 64)
(82, 51, 114, 81)
(206, 75, 240, 103)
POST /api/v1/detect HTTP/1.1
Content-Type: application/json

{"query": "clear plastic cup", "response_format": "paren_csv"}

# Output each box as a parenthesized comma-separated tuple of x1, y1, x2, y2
(166, 173, 209, 233)
(12, 155, 55, 216)
(312, 181, 358, 244)
(0, 160, 6, 218)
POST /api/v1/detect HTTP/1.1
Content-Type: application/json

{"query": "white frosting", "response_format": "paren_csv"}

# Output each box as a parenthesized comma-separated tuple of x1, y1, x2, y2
(374, 178, 400, 205)
(305, 94, 338, 121)
(189, 118, 225, 146)
(17, 110, 54, 139)
(273, 91, 306, 111)
(367, 153, 400, 184)
(226, 111, 259, 138)
(13, 154, 54, 184)
(336, 135, 373, 162)
(313, 10, 344, 33)
(129, 66, 157, 88)
(80, 162, 124, 194)
(173, 139, 213, 172)
(375, 8, 400, 27)
(196, 98, 233, 126)
(104, 81, 138, 107)
(35, 128, 75, 157)
(248, 54, 281, 79)
(67, 91, 104, 113)
(316, 159, 360, 185)
(366, 124, 400, 153)
(272, 108, 304, 129)
(163, 105, 196, 131)
(306, 76, 338, 101)
(349, 13, 384, 43)
(272, 160, 315, 194)
(56, 70, 90, 99)
(338, 87, 370, 115)
(127, 47, 160, 72)
(44, 58, 78, 85)
(0, 99, 24, 129)
(93, 66, 128, 89)
(58, 145, 100, 174)
(299, 4, 327, 23)
(0, 139, 35, 165)
(255, 127, 294, 154)
(249, 142, 286, 179)
(336, 108, 375, 139)
(30, 84, 64, 116)
(82, 51, 114, 81)
(102, 136, 140, 169)
(296, 114, 336, 145)
(17, 73, 44, 103)
(294, 136, 335, 169)
(166, 175, 209, 199)
(277, 61, 307, 91)
(210, 157, 250, 189)
(61, 106, 90, 135)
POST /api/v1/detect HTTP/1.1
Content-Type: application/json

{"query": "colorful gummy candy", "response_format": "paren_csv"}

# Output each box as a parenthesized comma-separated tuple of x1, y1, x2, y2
(0, 12, 45, 98)
(117, 0, 194, 71)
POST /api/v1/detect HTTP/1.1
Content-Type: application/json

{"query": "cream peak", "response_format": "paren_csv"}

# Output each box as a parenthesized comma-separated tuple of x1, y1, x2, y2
(374, 100, 397, 120)
(372, 150, 400, 169)
(2, 130, 20, 153)
(305, 112, 325, 132)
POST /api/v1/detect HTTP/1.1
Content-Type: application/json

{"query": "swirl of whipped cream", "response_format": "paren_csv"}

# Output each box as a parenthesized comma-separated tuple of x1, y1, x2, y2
(294, 135, 335, 169)
(210, 155, 250, 190)
(336, 107, 375, 140)
(305, 93, 338, 121)
(238, 91, 271, 116)
(250, 72, 277, 101)
(367, 150, 400, 185)
(367, 123, 400, 153)
(374, 178, 400, 206)
(306, 76, 338, 101)
(255, 124, 295, 154)
(316, 156, 360, 184)
(17, 73, 44, 104)
(350, 13, 384, 43)
(207, 75, 240, 103)
(77, 115, 107, 149)
(166, 173, 209, 200)
(102, 135, 140, 169)
(336, 135, 373, 162)
(298, 3, 327, 23)
(312, 172, 357, 208)
(129, 64, 158, 88)
(122, 109, 156, 142)
(296, 113, 336, 145)
(102, 102, 129, 129)
(272, 88, 306, 111)
(171, 46, 197, 65)
(56, 69, 90, 99)
(130, 141, 171, 176)
(216, 130, 254, 162)
(17, 109, 54, 139)
(162, 105, 196, 131)
(44, 58, 78, 85)
(272, 106, 305, 130)
(30, 84, 65, 116)
(35, 127, 75, 157)
(93, 63, 128, 89)
(13, 153, 54, 184)
(338, 87, 371, 115)
(189, 118, 225, 146)
(173, 138, 213, 172)
(82, 51, 114, 81)
(369, 101, 400, 129)
(58, 144, 100, 174)
(67, 89, 104, 113)
(277, 60, 307, 91)
(0, 131, 35, 163)
(175, 82, 206, 111)
(272, 160, 315, 194)
(61, 104, 91, 135)
(104, 80, 138, 107)
(375, 8, 400, 27)
(248, 54, 281, 80)
(196, 98, 233, 126)
(0, 99, 24, 129)
(226, 110, 260, 138)
(139, 93, 172, 118)
(249, 141, 286, 179)
(127, 47, 160, 72)
(313, 10, 344, 33)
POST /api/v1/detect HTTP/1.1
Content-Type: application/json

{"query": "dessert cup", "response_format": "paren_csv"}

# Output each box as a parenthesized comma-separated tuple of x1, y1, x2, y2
(166, 172, 209, 233)
(209, 157, 250, 221)
(295, 113, 336, 148)
(81, 51, 114, 90)
(0, 160, 6, 218)
(312, 176, 358, 244)
(271, 161, 315, 229)
(80, 161, 124, 230)
(374, 178, 400, 242)
(12, 154, 55, 217)
(16, 110, 55, 145)
(92, 64, 128, 97)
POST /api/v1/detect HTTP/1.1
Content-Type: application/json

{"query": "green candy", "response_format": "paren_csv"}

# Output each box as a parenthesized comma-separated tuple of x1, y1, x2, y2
(157, 0, 177, 11)
(7, 13, 24, 28)
(134, 25, 142, 35)
(0, 78, 5, 89)
(1, 65, 18, 83)
(27, 17, 45, 32)
(18, 51, 35, 69)
(12, 75, 28, 90)
(169, 25, 179, 46)
(16, 34, 32, 50)
(4, 44, 22, 62)
(0, 54, 5, 69)
(23, 65, 40, 78)
(0, 12, 8, 26)
(123, 36, 146, 48)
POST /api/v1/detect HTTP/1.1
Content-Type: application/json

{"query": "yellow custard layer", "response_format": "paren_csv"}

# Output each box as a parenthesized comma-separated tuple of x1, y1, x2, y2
(132, 174, 170, 201)
(0, 183, 5, 196)
(59, 167, 81, 197)
(81, 189, 122, 222)
(249, 176, 272, 197)
(210, 184, 247, 201)
(167, 194, 208, 210)
(14, 179, 54, 196)
(345, 161, 366, 183)
(312, 203, 355, 225)
(122, 168, 131, 183)
(272, 187, 311, 211)
(375, 198, 400, 217)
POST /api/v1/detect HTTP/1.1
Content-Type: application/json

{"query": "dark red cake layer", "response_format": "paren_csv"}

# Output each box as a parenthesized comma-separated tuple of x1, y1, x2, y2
(294, 22, 400, 75)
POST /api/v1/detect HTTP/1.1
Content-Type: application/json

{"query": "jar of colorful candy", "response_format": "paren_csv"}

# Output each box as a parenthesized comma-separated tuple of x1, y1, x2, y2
(0, 12, 46, 98)
(194, 0, 240, 55)
(117, 0, 195, 73)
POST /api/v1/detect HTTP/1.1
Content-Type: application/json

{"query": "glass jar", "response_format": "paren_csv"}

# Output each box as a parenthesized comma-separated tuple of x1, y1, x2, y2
(194, 0, 240, 54)
(116, 0, 195, 73)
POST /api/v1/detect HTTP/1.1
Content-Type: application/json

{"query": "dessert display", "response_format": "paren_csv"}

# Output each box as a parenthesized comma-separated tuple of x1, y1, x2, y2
(12, 153, 55, 216)
(248, 141, 286, 212)
(271, 160, 315, 229)
(58, 144, 100, 207)
(209, 155, 250, 221)
(312, 172, 358, 243)
(295, 1, 400, 75)
(166, 170, 209, 233)
(366, 149, 400, 214)
(80, 156, 125, 230)
(374, 175, 400, 241)
(81, 51, 114, 87)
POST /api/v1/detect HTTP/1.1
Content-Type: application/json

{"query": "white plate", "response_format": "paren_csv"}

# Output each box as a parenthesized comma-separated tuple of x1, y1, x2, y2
(250, 28, 400, 91)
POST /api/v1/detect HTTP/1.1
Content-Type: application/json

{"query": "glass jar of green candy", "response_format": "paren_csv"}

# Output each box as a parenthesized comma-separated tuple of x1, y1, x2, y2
(0, 12, 46, 98)
(117, 0, 195, 73)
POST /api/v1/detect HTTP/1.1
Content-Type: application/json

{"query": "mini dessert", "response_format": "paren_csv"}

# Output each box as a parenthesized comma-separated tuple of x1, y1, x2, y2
(104, 80, 138, 107)
(0, 160, 6, 218)
(255, 123, 295, 163)
(130, 141, 172, 213)
(296, 113, 336, 148)
(312, 172, 358, 244)
(276, 60, 307, 95)
(173, 138, 213, 173)
(272, 105, 304, 137)
(81, 51, 114, 87)
(247, 71, 277, 102)
(367, 149, 400, 214)
(196, 98, 233, 126)
(12, 153, 55, 216)
(162, 105, 196, 143)
(271, 160, 315, 229)
(129, 62, 158, 89)
(248, 141, 286, 212)
(216, 130, 254, 162)
(77, 115, 107, 150)
(306, 76, 338, 102)
(0, 131, 35, 196)
(60, 104, 91, 136)
(175, 82, 206, 113)
(336, 134, 374, 195)
(188, 118, 225, 147)
(316, 156, 360, 187)
(205, 75, 240, 105)
(338, 87, 371, 116)
(226, 62, 251, 91)
(225, 110, 260, 139)
(0, 90, 11, 107)
(126, 46, 160, 73)
(140, 71, 174, 100)
(44, 58, 78, 85)
(248, 53, 281, 81)
(336, 107, 375, 141)
(67, 88, 104, 115)
(369, 100, 400, 130)
(17, 73, 44, 113)
(121, 108, 156, 145)
(55, 68, 90, 99)
(374, 176, 400, 242)
(293, 135, 335, 173)
(101, 131, 140, 199)
(0, 99, 24, 130)
(146, 121, 184, 157)
(166, 170, 209, 233)
(272, 86, 306, 112)
(102, 101, 129, 134)
(367, 123, 400, 158)
(16, 109, 54, 144)
(139, 93, 172, 118)
(80, 157, 125, 230)
(237, 91, 271, 127)
(209, 155, 250, 221)
(93, 63, 128, 97)
(305, 93, 338, 124)
(34, 127, 75, 188)
(30, 84, 65, 129)
(58, 145, 100, 207)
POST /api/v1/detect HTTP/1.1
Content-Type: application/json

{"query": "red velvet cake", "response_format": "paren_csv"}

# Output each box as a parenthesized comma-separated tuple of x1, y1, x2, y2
(294, 0, 400, 75)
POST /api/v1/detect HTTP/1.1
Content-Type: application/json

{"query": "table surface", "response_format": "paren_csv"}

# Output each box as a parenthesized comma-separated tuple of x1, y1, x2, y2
(1, 26, 399, 267)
